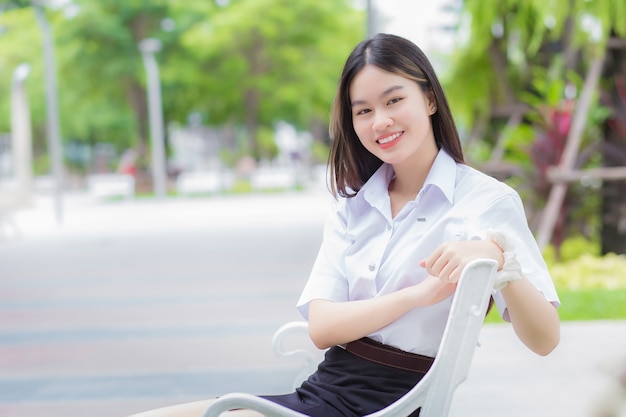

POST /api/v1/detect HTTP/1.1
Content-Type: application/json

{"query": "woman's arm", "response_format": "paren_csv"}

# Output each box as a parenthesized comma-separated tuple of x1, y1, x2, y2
(421, 239, 560, 356)
(307, 276, 456, 350)
(501, 278, 560, 355)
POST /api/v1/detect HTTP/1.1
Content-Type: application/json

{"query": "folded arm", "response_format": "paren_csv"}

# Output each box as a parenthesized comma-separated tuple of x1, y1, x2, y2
(307, 276, 456, 350)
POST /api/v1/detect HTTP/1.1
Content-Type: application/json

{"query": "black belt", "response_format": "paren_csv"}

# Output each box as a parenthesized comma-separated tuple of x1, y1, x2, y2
(344, 337, 434, 374)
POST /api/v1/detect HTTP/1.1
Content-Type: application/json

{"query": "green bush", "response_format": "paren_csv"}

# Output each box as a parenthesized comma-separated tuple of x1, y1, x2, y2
(542, 235, 601, 264)
(549, 253, 626, 291)
(544, 236, 625, 291)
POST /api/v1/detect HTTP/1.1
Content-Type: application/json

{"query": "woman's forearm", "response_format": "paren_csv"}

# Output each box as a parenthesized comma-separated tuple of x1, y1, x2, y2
(308, 277, 455, 349)
(502, 277, 560, 355)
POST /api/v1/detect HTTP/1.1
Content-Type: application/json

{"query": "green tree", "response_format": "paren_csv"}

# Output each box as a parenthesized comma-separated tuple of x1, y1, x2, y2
(1, 1, 363, 181)
(0, 7, 47, 158)
(445, 0, 626, 255)
(0, 0, 30, 12)
(174, 0, 363, 157)
(55, 0, 177, 162)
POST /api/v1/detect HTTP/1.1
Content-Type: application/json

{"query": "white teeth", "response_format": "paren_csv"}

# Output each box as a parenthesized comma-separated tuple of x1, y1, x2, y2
(378, 132, 401, 144)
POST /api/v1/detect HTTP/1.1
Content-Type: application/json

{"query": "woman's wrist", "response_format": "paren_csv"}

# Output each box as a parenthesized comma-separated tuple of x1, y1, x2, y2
(486, 229, 524, 290)
(410, 276, 456, 307)
(485, 239, 505, 270)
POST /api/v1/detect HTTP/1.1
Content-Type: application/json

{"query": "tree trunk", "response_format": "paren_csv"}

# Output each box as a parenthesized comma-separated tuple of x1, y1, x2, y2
(601, 37, 626, 255)
(125, 79, 149, 157)
(244, 88, 260, 158)
(128, 12, 152, 162)
(243, 29, 264, 158)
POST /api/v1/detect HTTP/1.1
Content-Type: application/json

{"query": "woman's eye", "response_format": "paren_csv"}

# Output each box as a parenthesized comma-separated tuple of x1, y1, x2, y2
(388, 97, 403, 105)
(355, 108, 371, 116)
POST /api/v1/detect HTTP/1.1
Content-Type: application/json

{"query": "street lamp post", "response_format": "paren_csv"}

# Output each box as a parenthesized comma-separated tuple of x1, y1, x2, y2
(11, 63, 33, 206)
(33, 2, 64, 224)
(366, 0, 376, 38)
(139, 38, 167, 199)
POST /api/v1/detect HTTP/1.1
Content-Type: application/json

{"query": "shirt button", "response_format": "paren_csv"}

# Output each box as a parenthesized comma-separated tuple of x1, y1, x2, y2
(368, 262, 376, 271)
(386, 224, 392, 231)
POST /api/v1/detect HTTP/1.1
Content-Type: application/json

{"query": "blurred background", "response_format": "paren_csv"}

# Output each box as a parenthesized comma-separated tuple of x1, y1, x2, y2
(0, 0, 625, 416)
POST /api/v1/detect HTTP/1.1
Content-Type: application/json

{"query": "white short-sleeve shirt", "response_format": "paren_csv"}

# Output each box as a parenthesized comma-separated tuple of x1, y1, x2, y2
(297, 150, 560, 357)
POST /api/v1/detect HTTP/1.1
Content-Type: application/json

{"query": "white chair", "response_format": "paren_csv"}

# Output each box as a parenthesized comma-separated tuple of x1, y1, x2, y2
(203, 258, 498, 417)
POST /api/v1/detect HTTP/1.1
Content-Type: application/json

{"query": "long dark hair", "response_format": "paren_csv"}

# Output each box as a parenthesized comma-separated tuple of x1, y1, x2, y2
(328, 33, 463, 197)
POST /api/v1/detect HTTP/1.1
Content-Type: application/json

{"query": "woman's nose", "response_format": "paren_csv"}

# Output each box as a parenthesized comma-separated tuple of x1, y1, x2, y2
(372, 111, 392, 131)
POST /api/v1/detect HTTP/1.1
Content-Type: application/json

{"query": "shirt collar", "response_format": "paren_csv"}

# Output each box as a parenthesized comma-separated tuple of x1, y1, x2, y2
(423, 149, 456, 204)
(359, 163, 394, 211)
(359, 149, 457, 207)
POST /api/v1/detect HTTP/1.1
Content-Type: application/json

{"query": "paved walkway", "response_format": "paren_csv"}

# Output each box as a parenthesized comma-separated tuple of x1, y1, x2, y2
(1, 190, 624, 417)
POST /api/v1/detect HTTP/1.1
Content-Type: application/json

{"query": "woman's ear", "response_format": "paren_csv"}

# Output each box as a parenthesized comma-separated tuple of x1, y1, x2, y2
(428, 91, 437, 115)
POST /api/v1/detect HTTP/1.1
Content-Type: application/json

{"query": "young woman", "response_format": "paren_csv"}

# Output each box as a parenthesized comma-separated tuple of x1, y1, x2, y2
(131, 33, 560, 417)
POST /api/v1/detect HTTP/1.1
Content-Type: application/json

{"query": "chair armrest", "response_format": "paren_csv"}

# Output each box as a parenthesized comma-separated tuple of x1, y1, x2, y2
(202, 393, 308, 417)
(272, 321, 319, 389)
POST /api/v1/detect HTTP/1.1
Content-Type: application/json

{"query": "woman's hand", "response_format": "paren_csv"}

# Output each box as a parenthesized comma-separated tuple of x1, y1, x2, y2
(420, 240, 503, 283)
(417, 275, 458, 305)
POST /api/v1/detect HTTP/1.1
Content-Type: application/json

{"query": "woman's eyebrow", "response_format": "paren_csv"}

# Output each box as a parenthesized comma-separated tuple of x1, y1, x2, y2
(351, 85, 404, 107)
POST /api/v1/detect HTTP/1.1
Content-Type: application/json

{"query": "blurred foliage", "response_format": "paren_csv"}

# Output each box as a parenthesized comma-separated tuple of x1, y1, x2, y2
(0, 0, 363, 164)
(543, 235, 601, 263)
(256, 126, 279, 161)
(32, 152, 50, 176)
(310, 140, 330, 165)
(0, 7, 46, 152)
(0, 0, 30, 11)
(230, 177, 253, 194)
(170, 0, 362, 155)
(543, 236, 626, 291)
(446, 0, 626, 131)
(549, 252, 626, 290)
(54, 0, 174, 152)
(446, 0, 626, 254)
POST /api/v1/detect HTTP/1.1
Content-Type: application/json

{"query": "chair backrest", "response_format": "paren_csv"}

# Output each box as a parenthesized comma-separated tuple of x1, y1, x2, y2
(366, 258, 498, 417)
(203, 258, 498, 417)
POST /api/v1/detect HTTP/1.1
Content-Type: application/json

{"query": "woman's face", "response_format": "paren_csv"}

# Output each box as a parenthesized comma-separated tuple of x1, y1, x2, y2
(349, 64, 437, 167)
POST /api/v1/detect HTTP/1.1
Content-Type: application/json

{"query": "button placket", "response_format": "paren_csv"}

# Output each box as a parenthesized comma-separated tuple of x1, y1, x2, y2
(366, 221, 391, 276)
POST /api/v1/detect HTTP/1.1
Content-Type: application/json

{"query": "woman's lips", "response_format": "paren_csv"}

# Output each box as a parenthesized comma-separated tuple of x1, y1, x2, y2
(376, 131, 403, 148)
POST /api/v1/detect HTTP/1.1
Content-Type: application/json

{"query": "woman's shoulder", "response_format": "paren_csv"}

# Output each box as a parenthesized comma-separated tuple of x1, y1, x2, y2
(455, 163, 519, 203)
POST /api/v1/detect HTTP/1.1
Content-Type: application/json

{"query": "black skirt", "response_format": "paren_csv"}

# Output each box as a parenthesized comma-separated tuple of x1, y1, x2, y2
(260, 345, 426, 417)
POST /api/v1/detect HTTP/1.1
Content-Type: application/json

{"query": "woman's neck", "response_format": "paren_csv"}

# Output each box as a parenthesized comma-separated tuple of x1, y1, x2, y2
(390, 147, 439, 198)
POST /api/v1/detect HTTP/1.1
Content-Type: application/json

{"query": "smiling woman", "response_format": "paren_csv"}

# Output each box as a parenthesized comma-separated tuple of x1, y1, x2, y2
(130, 33, 560, 417)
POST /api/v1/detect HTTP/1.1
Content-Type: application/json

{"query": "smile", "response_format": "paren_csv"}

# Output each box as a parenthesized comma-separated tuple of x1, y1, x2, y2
(376, 131, 403, 145)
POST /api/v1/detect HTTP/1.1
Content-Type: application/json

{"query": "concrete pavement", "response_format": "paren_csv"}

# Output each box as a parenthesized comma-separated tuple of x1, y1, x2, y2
(1, 190, 624, 416)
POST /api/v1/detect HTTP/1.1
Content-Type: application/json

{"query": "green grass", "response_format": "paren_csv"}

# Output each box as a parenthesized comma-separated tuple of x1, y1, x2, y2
(553, 288, 626, 320)
(484, 288, 626, 323)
